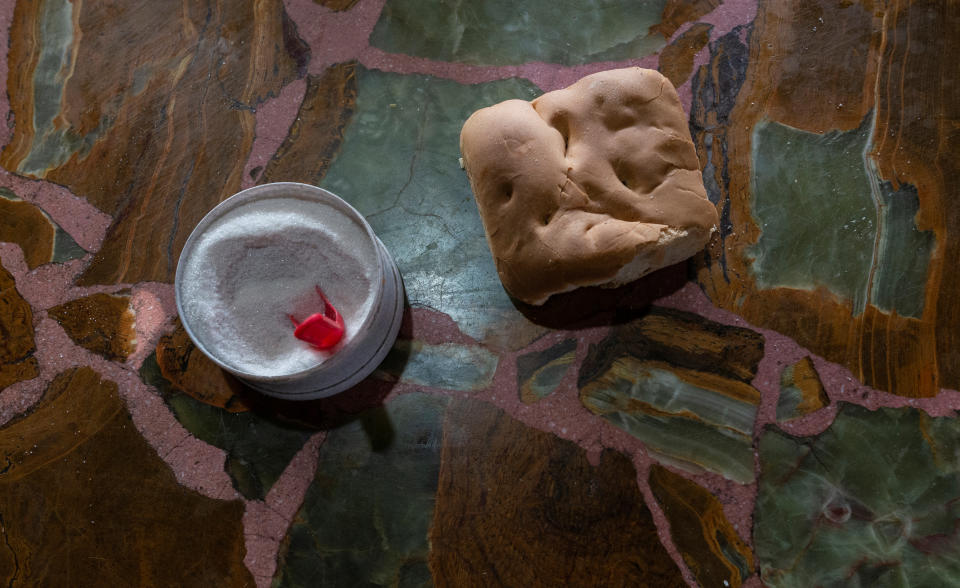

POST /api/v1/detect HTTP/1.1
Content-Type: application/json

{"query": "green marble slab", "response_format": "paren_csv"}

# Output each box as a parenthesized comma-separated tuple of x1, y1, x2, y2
(274, 392, 448, 587)
(755, 404, 960, 587)
(581, 358, 759, 484)
(578, 308, 763, 483)
(319, 67, 544, 348)
(374, 339, 499, 392)
(749, 115, 934, 318)
(370, 0, 667, 66)
(871, 181, 935, 317)
(516, 338, 577, 404)
(749, 116, 877, 313)
(21, 0, 77, 176)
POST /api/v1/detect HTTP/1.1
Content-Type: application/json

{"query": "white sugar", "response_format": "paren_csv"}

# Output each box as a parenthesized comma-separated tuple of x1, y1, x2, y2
(179, 196, 379, 376)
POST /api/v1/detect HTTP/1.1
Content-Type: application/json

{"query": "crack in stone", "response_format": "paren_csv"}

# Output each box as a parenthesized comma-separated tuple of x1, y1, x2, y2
(368, 105, 429, 219)
(0, 512, 20, 588)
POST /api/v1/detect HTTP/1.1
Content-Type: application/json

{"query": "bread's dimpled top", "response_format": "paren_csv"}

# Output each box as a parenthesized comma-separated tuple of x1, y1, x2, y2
(460, 67, 718, 305)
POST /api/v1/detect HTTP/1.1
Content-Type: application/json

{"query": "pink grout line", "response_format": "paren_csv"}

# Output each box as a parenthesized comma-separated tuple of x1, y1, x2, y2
(241, 77, 308, 190)
(0, 242, 179, 349)
(0, 169, 112, 253)
(125, 281, 179, 370)
(284, 0, 387, 74)
(700, 0, 761, 39)
(240, 0, 385, 191)
(243, 432, 325, 588)
(361, 46, 663, 93)
(0, 0, 13, 152)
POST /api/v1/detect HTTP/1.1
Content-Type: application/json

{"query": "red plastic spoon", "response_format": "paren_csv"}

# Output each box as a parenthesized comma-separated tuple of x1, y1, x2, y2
(289, 286, 345, 350)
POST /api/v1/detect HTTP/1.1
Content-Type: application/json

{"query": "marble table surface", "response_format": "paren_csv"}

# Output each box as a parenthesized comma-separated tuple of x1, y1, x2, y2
(1, 0, 958, 586)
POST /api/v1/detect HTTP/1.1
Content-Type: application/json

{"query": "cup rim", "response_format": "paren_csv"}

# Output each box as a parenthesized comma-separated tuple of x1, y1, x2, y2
(174, 182, 387, 382)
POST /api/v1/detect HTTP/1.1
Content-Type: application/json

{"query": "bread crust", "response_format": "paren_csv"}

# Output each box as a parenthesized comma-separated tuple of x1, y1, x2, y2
(460, 67, 718, 305)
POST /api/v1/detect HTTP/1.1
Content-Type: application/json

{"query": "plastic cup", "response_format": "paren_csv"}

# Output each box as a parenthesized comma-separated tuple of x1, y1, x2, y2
(175, 182, 404, 400)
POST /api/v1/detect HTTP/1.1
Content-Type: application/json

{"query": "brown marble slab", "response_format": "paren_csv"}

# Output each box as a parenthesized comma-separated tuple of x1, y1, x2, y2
(0, 192, 55, 269)
(0, 261, 37, 389)
(652, 0, 723, 38)
(430, 398, 686, 587)
(154, 319, 250, 412)
(756, 0, 881, 134)
(875, 2, 960, 394)
(579, 306, 764, 385)
(0, 367, 253, 586)
(47, 292, 137, 362)
(659, 22, 712, 88)
(776, 356, 829, 422)
(650, 465, 754, 587)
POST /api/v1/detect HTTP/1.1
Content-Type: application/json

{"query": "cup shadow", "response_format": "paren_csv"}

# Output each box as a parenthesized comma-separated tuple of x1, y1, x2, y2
(235, 295, 416, 443)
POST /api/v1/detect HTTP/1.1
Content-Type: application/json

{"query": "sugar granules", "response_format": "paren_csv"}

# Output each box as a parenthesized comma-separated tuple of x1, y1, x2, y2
(179, 197, 378, 376)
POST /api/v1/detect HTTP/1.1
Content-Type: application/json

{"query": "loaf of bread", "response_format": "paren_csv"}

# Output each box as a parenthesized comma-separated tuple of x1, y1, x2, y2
(460, 67, 718, 305)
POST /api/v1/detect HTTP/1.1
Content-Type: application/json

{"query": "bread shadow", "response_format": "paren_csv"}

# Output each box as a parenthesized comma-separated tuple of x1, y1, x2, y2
(510, 261, 689, 329)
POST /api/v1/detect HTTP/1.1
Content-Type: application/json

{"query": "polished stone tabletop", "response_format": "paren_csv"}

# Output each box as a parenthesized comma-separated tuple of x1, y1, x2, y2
(0, 0, 958, 586)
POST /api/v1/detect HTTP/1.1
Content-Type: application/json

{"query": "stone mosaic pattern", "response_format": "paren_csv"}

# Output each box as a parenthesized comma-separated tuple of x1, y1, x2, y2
(0, 0, 956, 586)
(579, 308, 764, 483)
